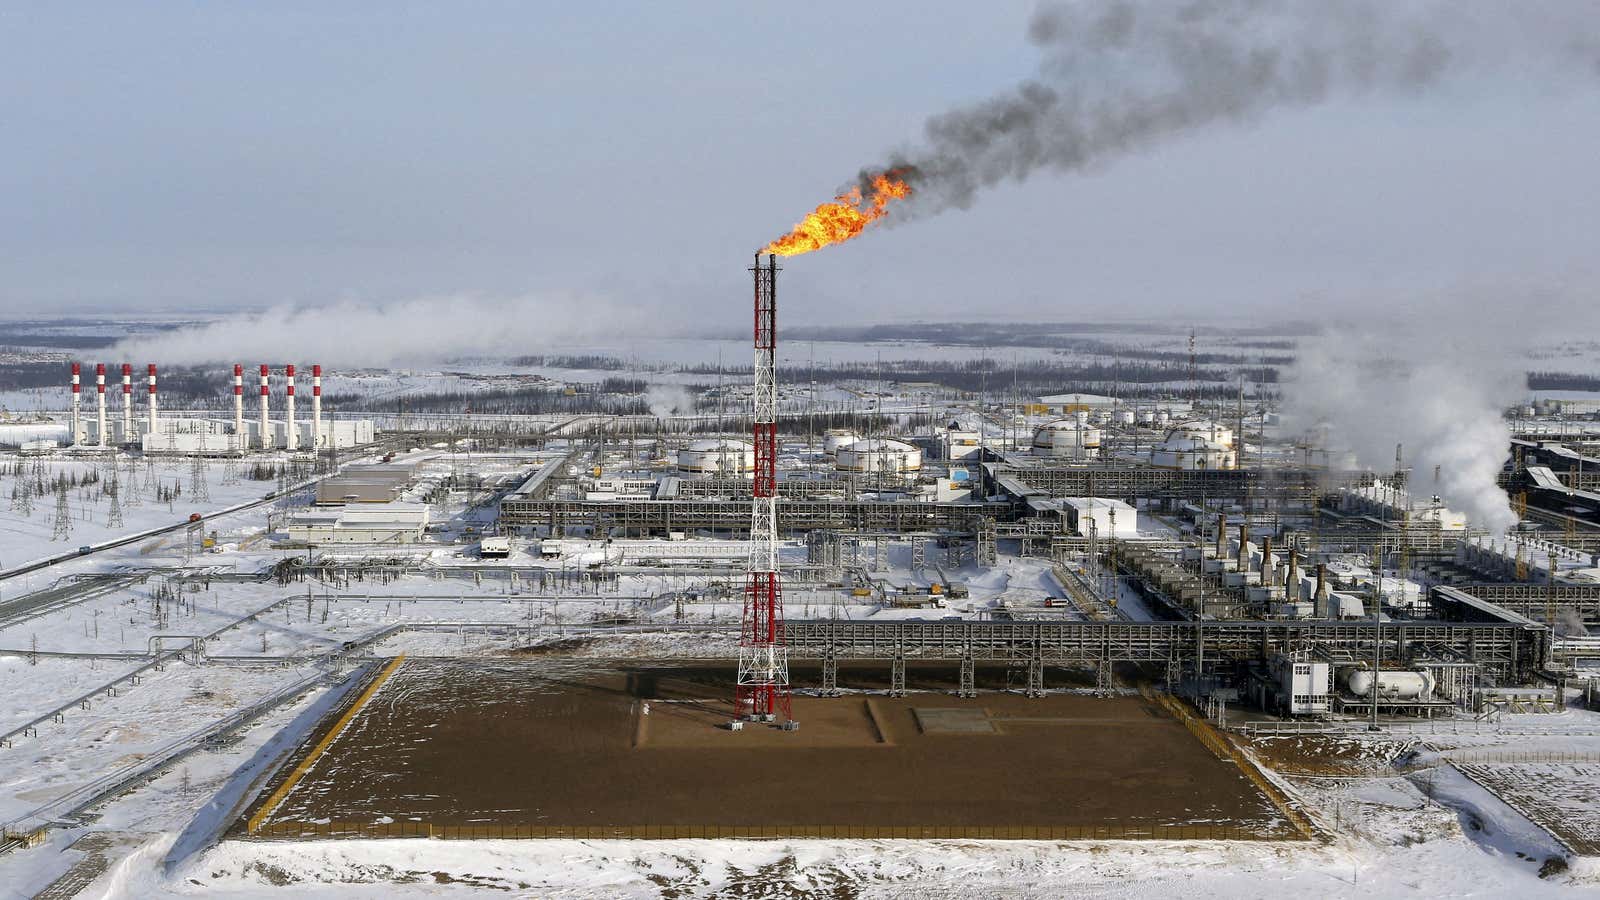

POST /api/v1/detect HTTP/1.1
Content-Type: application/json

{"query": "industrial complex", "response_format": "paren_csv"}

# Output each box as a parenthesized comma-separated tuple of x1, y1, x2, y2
(2, 255, 1600, 896)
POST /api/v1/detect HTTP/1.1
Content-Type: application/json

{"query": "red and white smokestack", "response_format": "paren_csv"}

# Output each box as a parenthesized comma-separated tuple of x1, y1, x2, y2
(259, 365, 270, 450)
(147, 364, 158, 433)
(311, 365, 322, 450)
(284, 364, 297, 451)
(70, 362, 82, 445)
(121, 364, 132, 443)
(95, 363, 107, 448)
(232, 364, 244, 439)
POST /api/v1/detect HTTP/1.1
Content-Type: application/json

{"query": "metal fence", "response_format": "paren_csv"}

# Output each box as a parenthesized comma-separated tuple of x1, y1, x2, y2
(248, 821, 1300, 841)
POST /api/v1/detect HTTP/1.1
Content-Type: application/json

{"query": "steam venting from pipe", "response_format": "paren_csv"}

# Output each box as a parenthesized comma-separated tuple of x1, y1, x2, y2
(837, 1, 1600, 225)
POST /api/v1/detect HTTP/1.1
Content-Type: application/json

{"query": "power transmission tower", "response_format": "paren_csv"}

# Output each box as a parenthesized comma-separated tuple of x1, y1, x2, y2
(190, 455, 210, 502)
(51, 484, 72, 541)
(106, 471, 124, 529)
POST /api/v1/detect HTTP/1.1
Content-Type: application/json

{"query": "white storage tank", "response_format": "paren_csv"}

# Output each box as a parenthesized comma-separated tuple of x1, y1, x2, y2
(1113, 410, 1135, 426)
(822, 429, 860, 455)
(1148, 421, 1236, 470)
(676, 438, 755, 475)
(1344, 668, 1436, 701)
(1031, 419, 1102, 457)
(835, 438, 922, 474)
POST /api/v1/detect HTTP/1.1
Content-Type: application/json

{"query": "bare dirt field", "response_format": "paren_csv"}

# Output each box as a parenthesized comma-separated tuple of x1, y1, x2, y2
(242, 659, 1289, 838)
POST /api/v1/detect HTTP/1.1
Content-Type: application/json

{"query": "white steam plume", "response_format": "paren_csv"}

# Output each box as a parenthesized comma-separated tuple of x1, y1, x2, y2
(111, 293, 643, 368)
(645, 384, 694, 418)
(1282, 321, 1523, 533)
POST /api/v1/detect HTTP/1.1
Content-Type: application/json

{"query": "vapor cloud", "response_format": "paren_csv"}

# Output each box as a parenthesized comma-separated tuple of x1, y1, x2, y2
(1282, 320, 1524, 533)
(111, 293, 643, 368)
(861, 1, 1600, 215)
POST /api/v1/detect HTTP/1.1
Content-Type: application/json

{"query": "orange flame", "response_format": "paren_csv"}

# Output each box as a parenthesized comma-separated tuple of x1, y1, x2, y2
(761, 172, 913, 257)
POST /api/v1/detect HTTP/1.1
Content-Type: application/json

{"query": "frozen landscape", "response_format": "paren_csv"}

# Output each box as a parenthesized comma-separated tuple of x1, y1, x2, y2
(8, 2, 1600, 897)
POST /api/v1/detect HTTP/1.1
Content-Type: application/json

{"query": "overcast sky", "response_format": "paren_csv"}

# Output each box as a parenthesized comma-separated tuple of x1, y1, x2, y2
(3, 2, 1599, 328)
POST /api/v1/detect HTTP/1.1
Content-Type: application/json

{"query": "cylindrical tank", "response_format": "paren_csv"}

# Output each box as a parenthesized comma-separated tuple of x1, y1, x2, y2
(822, 429, 859, 455)
(1344, 669, 1436, 700)
(835, 438, 922, 474)
(676, 438, 755, 474)
(1138, 411, 1155, 425)
(1113, 410, 1135, 426)
(1031, 420, 1103, 457)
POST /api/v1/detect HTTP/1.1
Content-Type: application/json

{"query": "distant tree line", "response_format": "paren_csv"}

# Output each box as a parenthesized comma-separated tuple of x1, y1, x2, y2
(1527, 371, 1600, 392)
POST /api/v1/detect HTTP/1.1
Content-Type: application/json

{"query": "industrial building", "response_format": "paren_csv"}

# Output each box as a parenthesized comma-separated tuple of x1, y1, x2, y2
(315, 464, 417, 505)
(285, 503, 430, 544)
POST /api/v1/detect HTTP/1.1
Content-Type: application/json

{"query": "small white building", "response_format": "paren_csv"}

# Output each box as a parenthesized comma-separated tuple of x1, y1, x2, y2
(939, 422, 982, 461)
(1061, 497, 1138, 538)
(835, 439, 922, 474)
(285, 503, 430, 544)
(676, 438, 755, 475)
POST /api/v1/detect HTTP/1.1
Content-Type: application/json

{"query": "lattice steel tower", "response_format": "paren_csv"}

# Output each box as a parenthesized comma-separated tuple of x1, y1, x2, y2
(736, 253, 793, 725)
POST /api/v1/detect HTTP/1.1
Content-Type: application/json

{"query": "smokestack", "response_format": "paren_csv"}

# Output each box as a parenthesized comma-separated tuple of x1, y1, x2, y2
(233, 364, 244, 440)
(284, 364, 297, 451)
(1315, 563, 1330, 618)
(1215, 513, 1226, 557)
(259, 365, 270, 450)
(95, 363, 106, 448)
(70, 362, 81, 445)
(1261, 536, 1275, 586)
(121, 364, 132, 444)
(1236, 523, 1248, 569)
(312, 365, 322, 451)
(1287, 548, 1300, 600)
(146, 364, 158, 433)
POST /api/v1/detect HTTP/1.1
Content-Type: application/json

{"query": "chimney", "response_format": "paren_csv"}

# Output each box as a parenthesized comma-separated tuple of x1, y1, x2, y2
(311, 365, 322, 450)
(1214, 513, 1226, 557)
(1261, 535, 1274, 586)
(1286, 548, 1300, 600)
(121, 364, 132, 443)
(284, 365, 297, 451)
(147, 364, 158, 433)
(1314, 563, 1330, 617)
(95, 363, 106, 448)
(70, 362, 81, 445)
(259, 365, 270, 450)
(1236, 523, 1248, 569)
(232, 364, 244, 440)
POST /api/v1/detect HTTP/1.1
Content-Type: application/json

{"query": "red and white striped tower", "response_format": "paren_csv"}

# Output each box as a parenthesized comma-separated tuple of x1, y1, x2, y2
(311, 365, 322, 450)
(736, 253, 792, 724)
(146, 364, 158, 432)
(95, 363, 107, 448)
(258, 365, 270, 449)
(232, 364, 244, 438)
(284, 364, 297, 451)
(69, 362, 82, 445)
(121, 364, 132, 443)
